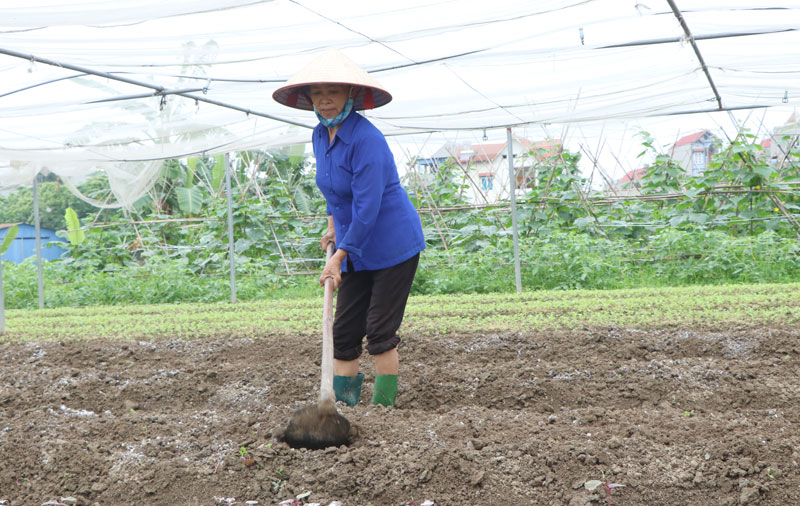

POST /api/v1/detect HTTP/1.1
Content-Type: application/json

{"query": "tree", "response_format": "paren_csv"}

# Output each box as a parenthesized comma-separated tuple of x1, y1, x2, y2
(0, 177, 96, 231)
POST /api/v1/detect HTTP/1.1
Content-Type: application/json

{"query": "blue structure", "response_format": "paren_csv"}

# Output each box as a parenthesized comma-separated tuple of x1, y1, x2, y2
(0, 223, 68, 263)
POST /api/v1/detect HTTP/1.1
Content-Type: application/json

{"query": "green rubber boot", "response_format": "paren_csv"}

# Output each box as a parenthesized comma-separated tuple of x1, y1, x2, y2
(371, 374, 398, 407)
(333, 373, 364, 407)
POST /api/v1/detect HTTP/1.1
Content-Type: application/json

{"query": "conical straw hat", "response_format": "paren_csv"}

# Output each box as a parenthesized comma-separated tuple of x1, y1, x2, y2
(273, 48, 392, 111)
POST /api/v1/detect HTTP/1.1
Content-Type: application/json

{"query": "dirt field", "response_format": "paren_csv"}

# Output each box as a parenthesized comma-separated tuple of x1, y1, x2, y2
(1, 323, 798, 505)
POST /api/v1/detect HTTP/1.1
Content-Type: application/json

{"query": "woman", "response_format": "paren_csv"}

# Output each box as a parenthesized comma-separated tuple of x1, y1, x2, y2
(273, 49, 425, 408)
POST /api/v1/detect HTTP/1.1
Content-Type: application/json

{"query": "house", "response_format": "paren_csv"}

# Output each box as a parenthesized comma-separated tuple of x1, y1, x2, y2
(0, 223, 68, 263)
(608, 167, 649, 196)
(467, 140, 507, 201)
(669, 130, 719, 176)
(416, 136, 562, 203)
(763, 111, 799, 167)
(415, 142, 464, 173)
(469, 137, 563, 202)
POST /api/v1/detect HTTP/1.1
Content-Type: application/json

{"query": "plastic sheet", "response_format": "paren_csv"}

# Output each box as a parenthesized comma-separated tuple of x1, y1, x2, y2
(1, 0, 798, 204)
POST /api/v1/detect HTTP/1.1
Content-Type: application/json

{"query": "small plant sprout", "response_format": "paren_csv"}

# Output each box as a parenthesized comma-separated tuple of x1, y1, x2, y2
(585, 476, 625, 506)
(238, 446, 255, 467)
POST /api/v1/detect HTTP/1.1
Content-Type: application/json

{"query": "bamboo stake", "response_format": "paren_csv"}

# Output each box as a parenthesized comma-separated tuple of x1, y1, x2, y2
(405, 150, 451, 256)
(268, 222, 292, 274)
(444, 149, 508, 232)
(768, 193, 800, 239)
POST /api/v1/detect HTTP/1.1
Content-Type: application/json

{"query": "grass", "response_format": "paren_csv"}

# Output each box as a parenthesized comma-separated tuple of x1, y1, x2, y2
(5, 229, 800, 309)
(2, 282, 798, 343)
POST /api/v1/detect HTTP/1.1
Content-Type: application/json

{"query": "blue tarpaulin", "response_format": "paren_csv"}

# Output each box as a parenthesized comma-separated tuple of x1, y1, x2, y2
(0, 223, 67, 263)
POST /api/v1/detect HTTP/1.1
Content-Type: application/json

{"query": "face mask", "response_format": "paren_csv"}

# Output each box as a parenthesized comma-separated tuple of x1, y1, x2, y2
(315, 97, 354, 128)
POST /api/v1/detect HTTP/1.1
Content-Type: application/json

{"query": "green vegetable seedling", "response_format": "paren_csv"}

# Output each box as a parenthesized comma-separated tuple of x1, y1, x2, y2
(585, 477, 624, 506)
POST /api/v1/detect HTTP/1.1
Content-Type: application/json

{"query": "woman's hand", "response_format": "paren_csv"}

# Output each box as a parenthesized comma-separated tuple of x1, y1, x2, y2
(320, 248, 347, 290)
(320, 229, 336, 252)
(320, 215, 336, 252)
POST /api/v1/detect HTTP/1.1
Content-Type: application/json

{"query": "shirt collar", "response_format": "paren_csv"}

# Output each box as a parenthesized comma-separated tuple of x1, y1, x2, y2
(331, 109, 359, 145)
(314, 109, 359, 149)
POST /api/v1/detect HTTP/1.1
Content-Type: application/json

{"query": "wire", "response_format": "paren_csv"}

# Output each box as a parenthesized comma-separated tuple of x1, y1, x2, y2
(0, 46, 314, 130)
(0, 73, 88, 99)
(288, 0, 416, 65)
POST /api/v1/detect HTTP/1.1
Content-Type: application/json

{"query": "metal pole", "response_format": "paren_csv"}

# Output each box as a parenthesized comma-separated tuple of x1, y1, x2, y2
(33, 175, 44, 309)
(225, 153, 237, 303)
(0, 47, 313, 130)
(666, 0, 723, 110)
(506, 128, 522, 293)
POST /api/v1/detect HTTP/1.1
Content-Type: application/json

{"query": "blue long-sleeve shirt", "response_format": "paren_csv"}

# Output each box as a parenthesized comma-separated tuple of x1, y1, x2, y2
(313, 110, 425, 272)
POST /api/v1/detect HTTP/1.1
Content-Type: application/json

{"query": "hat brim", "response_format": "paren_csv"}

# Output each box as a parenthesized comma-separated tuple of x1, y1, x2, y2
(272, 48, 392, 111)
(273, 82, 391, 111)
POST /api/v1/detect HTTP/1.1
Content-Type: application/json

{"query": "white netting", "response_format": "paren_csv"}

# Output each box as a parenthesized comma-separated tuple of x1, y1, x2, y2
(1, 0, 799, 203)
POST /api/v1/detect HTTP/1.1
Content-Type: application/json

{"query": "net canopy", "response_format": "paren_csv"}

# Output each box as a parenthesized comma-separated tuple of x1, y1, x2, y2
(1, 0, 799, 205)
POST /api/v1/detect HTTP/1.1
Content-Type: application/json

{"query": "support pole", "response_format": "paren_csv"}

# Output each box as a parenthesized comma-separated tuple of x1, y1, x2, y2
(33, 175, 44, 309)
(666, 0, 723, 110)
(0, 47, 313, 129)
(225, 153, 237, 303)
(506, 128, 522, 293)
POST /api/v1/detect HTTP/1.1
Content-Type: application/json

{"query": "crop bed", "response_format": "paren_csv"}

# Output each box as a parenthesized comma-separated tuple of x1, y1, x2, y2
(0, 285, 799, 505)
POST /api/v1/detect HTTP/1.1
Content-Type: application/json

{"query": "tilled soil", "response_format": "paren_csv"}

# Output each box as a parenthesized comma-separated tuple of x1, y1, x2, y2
(1, 324, 798, 505)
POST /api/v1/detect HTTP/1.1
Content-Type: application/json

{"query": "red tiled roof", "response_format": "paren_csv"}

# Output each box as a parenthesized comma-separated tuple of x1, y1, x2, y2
(468, 137, 562, 163)
(674, 130, 708, 147)
(761, 138, 772, 148)
(514, 135, 532, 150)
(470, 143, 504, 162)
(530, 139, 562, 160)
(618, 168, 648, 183)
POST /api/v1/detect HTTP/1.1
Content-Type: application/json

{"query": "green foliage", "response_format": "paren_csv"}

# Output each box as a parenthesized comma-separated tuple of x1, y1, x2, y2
(0, 177, 96, 230)
(411, 230, 800, 296)
(3, 282, 798, 341)
(1, 130, 799, 310)
(405, 158, 471, 211)
(0, 257, 314, 310)
(211, 154, 226, 193)
(64, 208, 85, 246)
(637, 131, 688, 194)
(175, 186, 204, 215)
(1, 225, 18, 255)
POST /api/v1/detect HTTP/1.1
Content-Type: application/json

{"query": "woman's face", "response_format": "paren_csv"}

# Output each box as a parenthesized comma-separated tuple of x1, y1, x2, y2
(309, 84, 351, 119)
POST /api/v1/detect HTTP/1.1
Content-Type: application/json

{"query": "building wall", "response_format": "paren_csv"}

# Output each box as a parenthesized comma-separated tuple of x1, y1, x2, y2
(0, 224, 68, 263)
(671, 143, 693, 174)
(670, 132, 717, 177)
(769, 121, 800, 168)
(468, 139, 537, 203)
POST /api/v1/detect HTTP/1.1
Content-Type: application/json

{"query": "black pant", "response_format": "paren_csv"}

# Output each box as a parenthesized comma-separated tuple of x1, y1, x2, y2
(332, 253, 420, 361)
